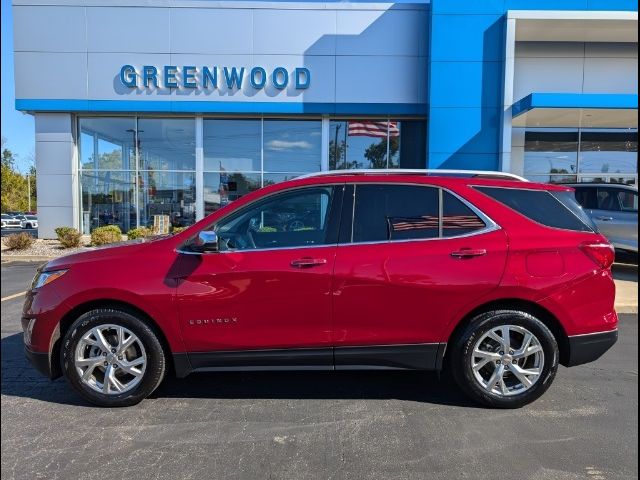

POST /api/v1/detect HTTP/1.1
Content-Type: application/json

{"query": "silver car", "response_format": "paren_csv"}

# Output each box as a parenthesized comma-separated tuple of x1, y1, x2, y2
(568, 183, 638, 253)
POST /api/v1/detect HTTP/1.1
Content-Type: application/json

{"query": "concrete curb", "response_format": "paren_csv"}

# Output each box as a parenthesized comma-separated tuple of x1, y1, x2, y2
(617, 305, 638, 314)
(1, 256, 55, 263)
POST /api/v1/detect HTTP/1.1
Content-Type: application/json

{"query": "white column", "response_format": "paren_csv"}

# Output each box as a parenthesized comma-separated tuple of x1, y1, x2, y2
(499, 16, 517, 173)
(195, 116, 204, 221)
(321, 116, 330, 171)
(34, 113, 78, 239)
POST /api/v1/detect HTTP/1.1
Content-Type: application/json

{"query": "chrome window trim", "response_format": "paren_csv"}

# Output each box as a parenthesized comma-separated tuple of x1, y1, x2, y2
(346, 182, 500, 245)
(177, 181, 501, 255)
(176, 242, 339, 256)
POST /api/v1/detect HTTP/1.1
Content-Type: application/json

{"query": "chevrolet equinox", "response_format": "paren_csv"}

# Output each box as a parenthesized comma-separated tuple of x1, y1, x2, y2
(23, 171, 618, 408)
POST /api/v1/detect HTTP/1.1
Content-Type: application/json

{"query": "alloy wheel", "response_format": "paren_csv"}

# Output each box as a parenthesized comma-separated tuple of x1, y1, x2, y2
(470, 324, 544, 397)
(74, 324, 147, 395)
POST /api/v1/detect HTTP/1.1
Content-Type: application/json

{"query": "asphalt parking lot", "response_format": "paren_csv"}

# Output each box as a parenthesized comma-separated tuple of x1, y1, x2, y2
(1, 262, 637, 480)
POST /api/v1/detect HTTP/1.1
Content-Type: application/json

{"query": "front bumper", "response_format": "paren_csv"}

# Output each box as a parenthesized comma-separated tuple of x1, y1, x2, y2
(566, 329, 618, 367)
(24, 346, 54, 379)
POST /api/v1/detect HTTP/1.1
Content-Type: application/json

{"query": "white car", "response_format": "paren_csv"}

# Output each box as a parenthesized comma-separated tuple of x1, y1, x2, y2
(1, 214, 22, 229)
(20, 215, 38, 229)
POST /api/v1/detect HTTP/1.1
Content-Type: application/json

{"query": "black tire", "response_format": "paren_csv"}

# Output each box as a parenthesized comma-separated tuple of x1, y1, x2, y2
(60, 309, 166, 407)
(449, 309, 559, 409)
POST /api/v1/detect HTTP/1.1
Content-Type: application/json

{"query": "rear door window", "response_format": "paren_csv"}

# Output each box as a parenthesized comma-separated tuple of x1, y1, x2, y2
(475, 186, 594, 232)
(442, 191, 486, 237)
(352, 185, 439, 242)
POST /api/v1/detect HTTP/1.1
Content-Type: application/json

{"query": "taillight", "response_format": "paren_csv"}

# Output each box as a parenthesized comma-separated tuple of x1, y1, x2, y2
(579, 241, 615, 269)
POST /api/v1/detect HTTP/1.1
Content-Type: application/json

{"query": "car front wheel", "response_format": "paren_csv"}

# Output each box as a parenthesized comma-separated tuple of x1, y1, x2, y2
(450, 310, 559, 408)
(61, 309, 166, 407)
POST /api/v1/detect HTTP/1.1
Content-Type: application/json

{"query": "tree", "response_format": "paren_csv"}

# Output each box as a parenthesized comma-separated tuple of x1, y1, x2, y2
(364, 137, 399, 169)
(1, 137, 37, 212)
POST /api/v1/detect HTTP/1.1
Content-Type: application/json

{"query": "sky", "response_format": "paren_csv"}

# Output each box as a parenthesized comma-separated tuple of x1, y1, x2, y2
(1, 0, 34, 173)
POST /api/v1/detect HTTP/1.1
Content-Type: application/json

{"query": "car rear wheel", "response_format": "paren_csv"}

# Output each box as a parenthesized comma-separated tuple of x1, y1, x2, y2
(61, 309, 166, 407)
(450, 310, 559, 408)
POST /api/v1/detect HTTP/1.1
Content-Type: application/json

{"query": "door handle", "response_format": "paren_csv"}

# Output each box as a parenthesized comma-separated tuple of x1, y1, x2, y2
(451, 248, 487, 259)
(290, 257, 328, 268)
(596, 216, 614, 221)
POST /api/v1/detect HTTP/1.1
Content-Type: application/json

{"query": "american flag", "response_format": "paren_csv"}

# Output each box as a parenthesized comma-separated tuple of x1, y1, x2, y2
(389, 215, 485, 233)
(390, 216, 438, 232)
(443, 215, 486, 230)
(348, 121, 399, 138)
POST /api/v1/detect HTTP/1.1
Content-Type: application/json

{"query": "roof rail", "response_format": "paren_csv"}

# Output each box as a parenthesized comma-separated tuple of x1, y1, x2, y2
(297, 169, 529, 182)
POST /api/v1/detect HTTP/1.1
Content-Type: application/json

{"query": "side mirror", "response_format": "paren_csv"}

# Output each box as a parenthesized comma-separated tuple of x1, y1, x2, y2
(193, 230, 219, 253)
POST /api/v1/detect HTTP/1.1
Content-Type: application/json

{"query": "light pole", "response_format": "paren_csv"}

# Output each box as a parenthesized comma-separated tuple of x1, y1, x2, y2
(27, 173, 31, 212)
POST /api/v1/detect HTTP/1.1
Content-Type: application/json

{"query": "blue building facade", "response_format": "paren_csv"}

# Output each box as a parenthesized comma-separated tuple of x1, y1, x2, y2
(12, 0, 638, 237)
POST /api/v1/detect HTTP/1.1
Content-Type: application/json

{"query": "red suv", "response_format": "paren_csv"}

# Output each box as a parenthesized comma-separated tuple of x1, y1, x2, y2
(23, 172, 618, 408)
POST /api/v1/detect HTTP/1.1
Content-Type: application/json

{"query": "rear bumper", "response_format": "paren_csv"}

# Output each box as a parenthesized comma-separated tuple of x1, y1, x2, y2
(24, 346, 54, 379)
(566, 329, 618, 367)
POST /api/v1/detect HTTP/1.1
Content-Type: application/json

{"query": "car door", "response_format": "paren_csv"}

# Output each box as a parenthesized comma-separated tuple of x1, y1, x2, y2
(331, 184, 509, 369)
(590, 187, 638, 251)
(174, 184, 342, 365)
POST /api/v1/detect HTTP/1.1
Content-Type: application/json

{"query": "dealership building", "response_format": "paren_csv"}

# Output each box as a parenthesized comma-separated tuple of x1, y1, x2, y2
(12, 0, 638, 238)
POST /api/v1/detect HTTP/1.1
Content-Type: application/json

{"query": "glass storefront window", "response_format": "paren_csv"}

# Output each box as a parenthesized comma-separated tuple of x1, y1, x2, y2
(524, 129, 638, 185)
(525, 174, 578, 184)
(329, 119, 425, 170)
(578, 131, 638, 175)
(203, 172, 262, 216)
(524, 131, 578, 177)
(79, 115, 428, 233)
(80, 171, 136, 234)
(138, 171, 196, 228)
(79, 117, 136, 170)
(329, 119, 391, 169)
(263, 120, 322, 173)
(263, 173, 306, 186)
(138, 118, 196, 171)
(204, 119, 261, 171)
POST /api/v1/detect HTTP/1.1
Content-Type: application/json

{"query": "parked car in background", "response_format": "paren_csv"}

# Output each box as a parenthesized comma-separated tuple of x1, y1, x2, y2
(567, 183, 638, 254)
(23, 171, 618, 409)
(1, 214, 22, 229)
(20, 215, 38, 229)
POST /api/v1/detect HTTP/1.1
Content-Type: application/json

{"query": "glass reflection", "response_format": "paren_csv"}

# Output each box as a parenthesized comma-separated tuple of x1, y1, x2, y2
(203, 172, 261, 216)
(329, 120, 392, 169)
(80, 171, 136, 234)
(79, 117, 136, 170)
(524, 174, 577, 184)
(263, 120, 322, 173)
(578, 131, 638, 175)
(204, 119, 261, 171)
(138, 171, 196, 228)
(137, 118, 196, 171)
(524, 131, 578, 176)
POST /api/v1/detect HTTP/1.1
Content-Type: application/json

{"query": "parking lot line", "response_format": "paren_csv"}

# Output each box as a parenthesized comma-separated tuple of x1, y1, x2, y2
(1, 291, 27, 302)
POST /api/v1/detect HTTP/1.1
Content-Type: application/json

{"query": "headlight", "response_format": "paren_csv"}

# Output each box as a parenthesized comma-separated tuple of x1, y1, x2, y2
(31, 269, 68, 289)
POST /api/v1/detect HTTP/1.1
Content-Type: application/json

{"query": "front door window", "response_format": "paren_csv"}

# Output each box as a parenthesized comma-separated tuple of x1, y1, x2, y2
(214, 187, 335, 251)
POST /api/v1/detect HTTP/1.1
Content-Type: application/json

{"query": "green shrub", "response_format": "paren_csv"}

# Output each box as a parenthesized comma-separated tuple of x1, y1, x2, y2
(98, 225, 122, 235)
(4, 232, 35, 250)
(127, 227, 153, 240)
(171, 226, 187, 234)
(58, 228, 82, 248)
(91, 225, 122, 246)
(257, 226, 277, 233)
(54, 226, 75, 239)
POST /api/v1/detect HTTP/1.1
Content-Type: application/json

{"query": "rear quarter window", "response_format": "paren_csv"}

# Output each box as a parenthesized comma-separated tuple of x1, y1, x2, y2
(475, 186, 594, 232)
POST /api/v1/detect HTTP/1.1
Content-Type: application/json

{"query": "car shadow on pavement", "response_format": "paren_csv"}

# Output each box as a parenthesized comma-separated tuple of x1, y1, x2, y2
(1, 332, 477, 408)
